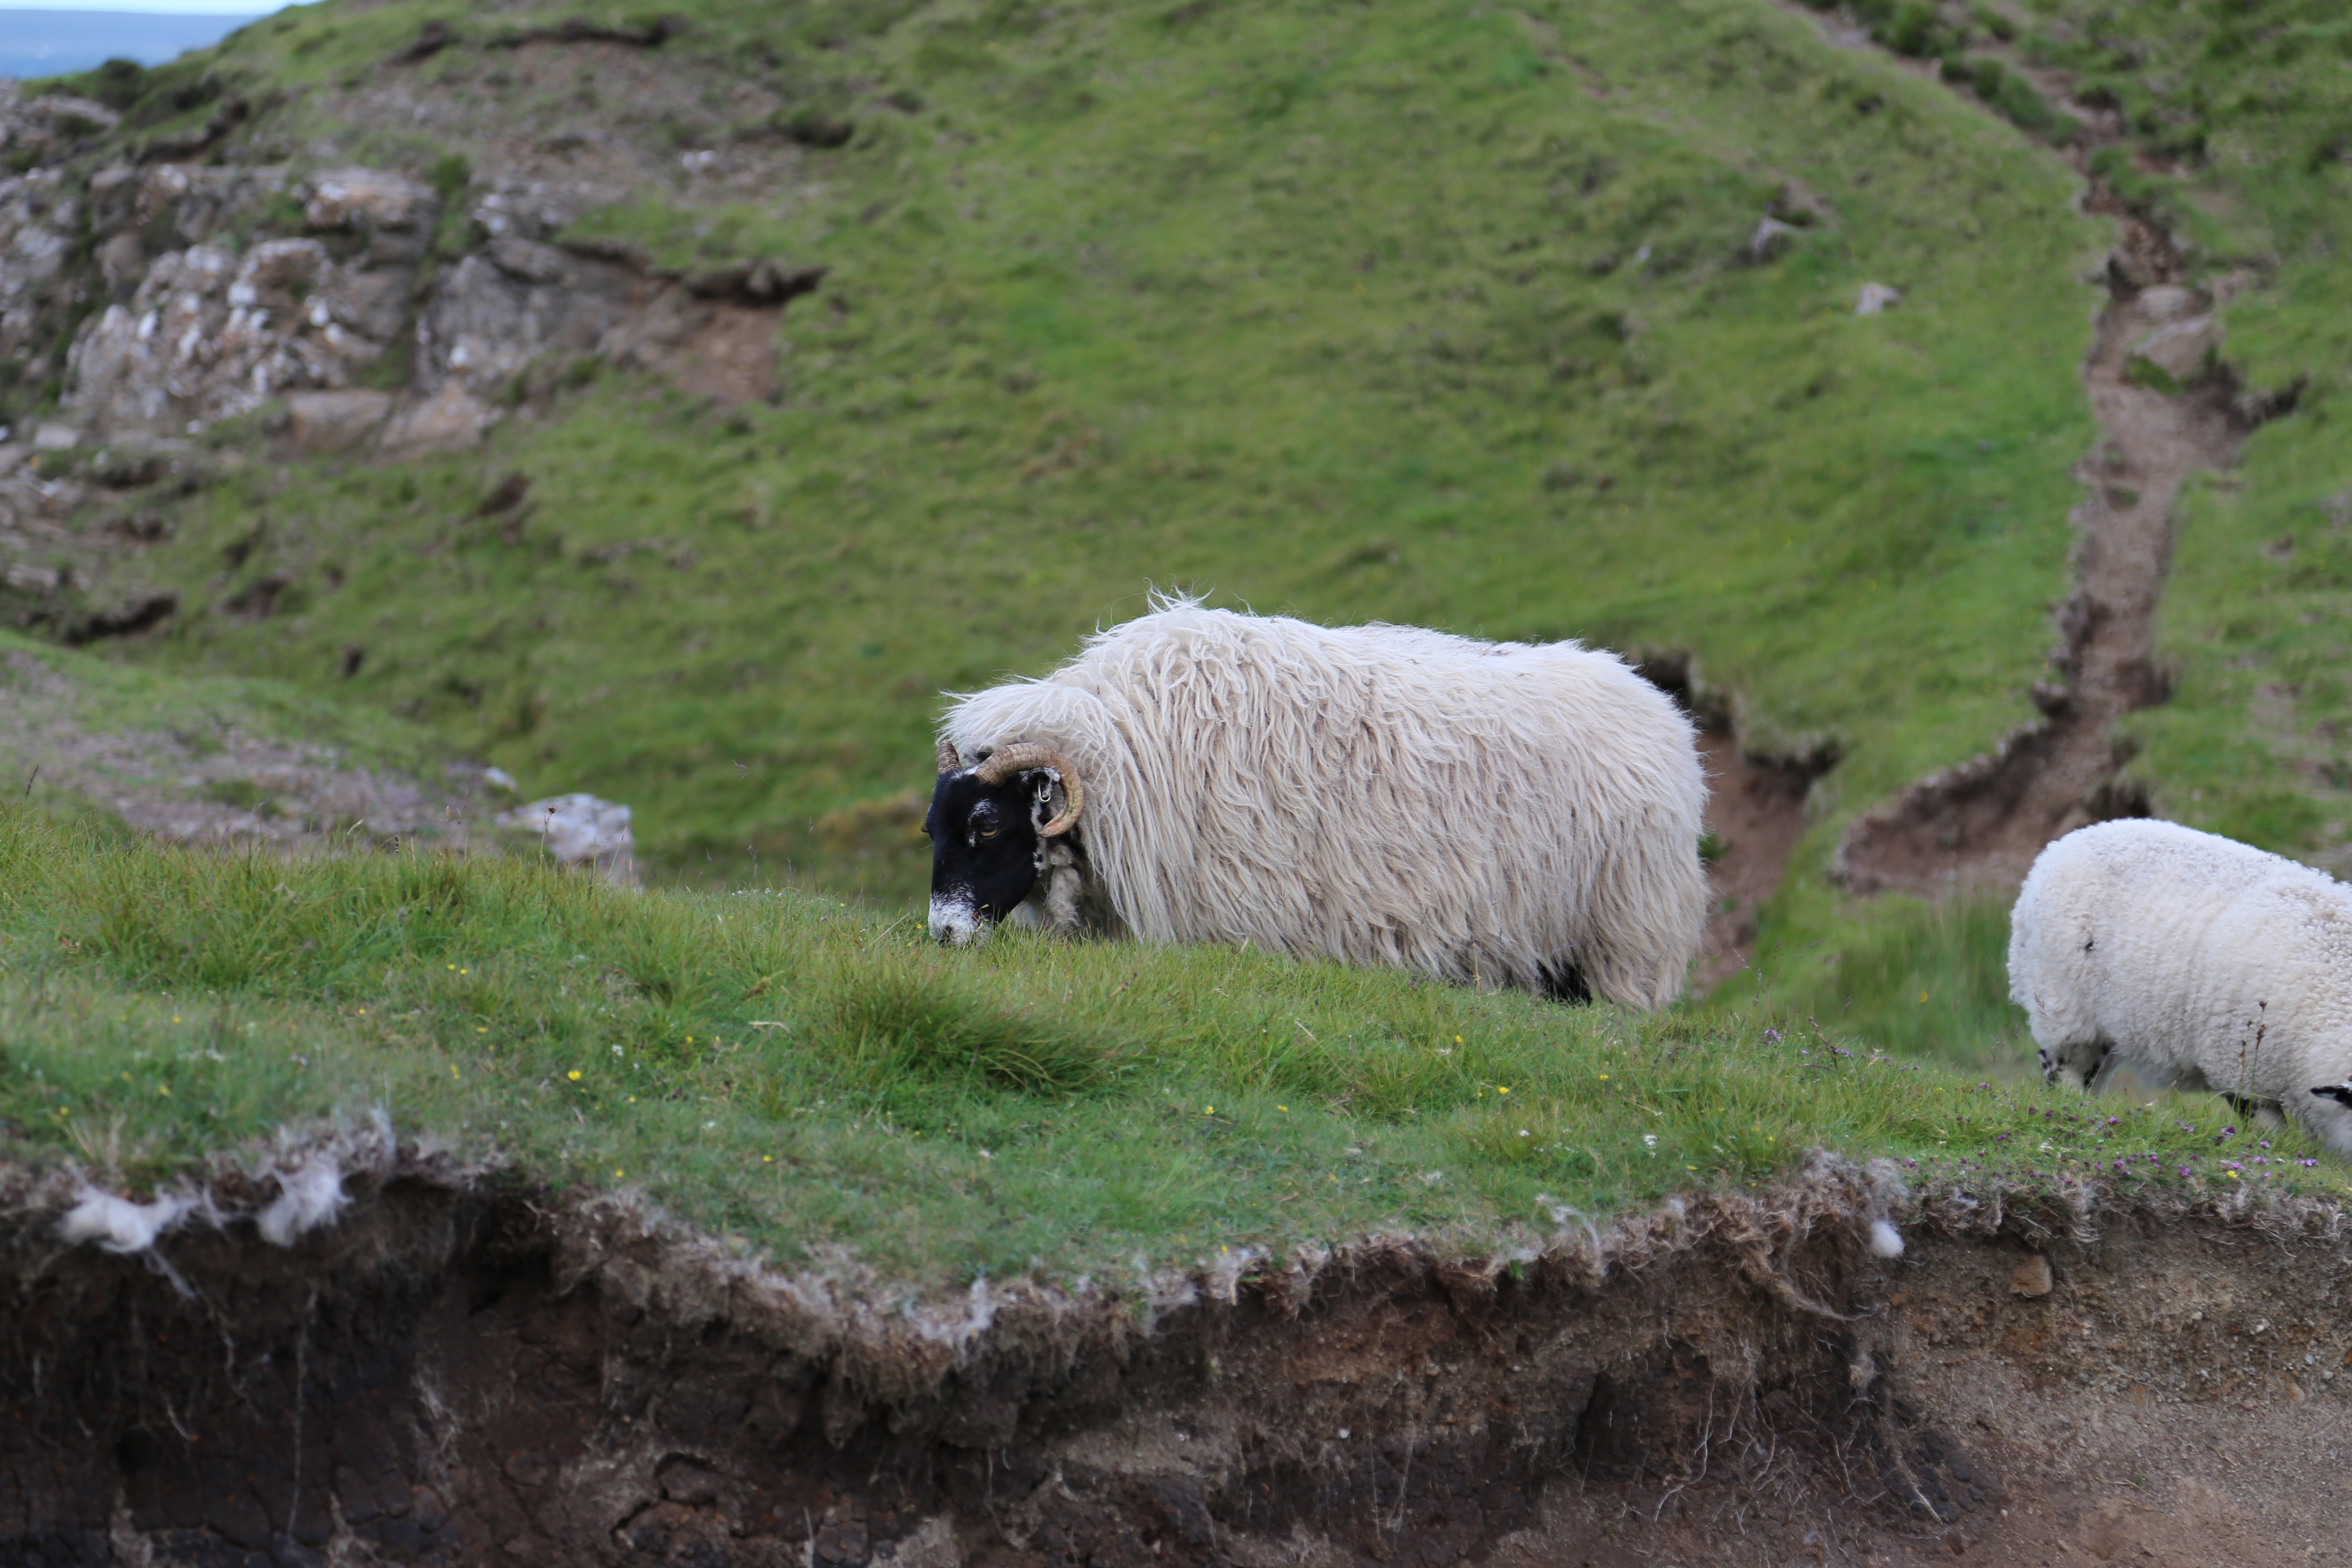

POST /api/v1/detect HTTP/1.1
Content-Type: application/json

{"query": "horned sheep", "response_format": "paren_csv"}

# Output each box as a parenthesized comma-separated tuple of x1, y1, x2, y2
(2008, 816, 2352, 1154)
(923, 598, 1709, 1011)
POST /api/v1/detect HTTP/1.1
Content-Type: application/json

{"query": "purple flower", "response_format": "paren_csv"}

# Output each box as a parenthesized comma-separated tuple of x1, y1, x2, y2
(2259, 1140, 2272, 1150)
(2253, 1156, 2269, 1166)
(2300, 1159, 2320, 1168)
(2178, 1165, 2193, 1176)
(2107, 1116, 2121, 1126)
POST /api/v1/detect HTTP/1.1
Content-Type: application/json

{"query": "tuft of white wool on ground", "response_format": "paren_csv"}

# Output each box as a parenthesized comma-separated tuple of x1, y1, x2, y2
(940, 596, 1707, 1010)
(2009, 817, 2352, 1155)
(254, 1149, 349, 1247)
(1867, 1219, 1905, 1259)
(58, 1188, 197, 1253)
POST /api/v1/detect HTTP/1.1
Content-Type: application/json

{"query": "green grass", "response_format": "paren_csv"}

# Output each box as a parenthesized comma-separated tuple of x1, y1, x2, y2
(55, 0, 2095, 913)
(3, 806, 2337, 1285)
(16, 0, 2350, 1090)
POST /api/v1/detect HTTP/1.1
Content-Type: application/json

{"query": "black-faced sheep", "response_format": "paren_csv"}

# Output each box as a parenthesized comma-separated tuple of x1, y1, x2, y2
(924, 599, 1708, 1011)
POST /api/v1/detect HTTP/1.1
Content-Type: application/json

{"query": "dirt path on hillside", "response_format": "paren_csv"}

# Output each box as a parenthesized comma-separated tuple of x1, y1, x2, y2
(1834, 218, 2246, 896)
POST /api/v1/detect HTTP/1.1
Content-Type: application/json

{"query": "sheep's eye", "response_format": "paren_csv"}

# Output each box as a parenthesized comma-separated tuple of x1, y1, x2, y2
(976, 825, 999, 840)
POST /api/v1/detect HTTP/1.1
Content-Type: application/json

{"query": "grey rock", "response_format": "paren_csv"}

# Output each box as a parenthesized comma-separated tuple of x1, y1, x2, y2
(2134, 284, 2204, 325)
(2128, 315, 2216, 387)
(376, 381, 496, 456)
(1855, 282, 1902, 315)
(496, 793, 638, 886)
(281, 389, 394, 454)
(1747, 216, 1801, 263)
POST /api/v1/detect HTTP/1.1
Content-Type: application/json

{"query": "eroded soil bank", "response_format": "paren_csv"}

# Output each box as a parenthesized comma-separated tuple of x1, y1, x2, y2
(6, 1161, 2350, 1567)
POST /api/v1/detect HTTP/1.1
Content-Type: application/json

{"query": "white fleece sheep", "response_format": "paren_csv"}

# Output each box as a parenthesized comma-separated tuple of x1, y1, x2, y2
(939, 598, 1708, 1010)
(2008, 817, 2352, 1154)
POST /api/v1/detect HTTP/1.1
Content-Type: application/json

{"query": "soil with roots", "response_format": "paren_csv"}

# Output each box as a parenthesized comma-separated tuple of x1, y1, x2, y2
(5, 1157, 2351, 1568)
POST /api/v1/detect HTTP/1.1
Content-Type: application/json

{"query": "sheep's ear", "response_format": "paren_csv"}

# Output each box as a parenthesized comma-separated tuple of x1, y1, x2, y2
(1027, 770, 1068, 830)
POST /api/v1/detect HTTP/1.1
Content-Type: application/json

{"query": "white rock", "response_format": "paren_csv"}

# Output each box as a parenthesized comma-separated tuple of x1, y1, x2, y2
(31, 422, 79, 450)
(1856, 282, 1902, 315)
(497, 793, 638, 885)
(1748, 216, 1801, 263)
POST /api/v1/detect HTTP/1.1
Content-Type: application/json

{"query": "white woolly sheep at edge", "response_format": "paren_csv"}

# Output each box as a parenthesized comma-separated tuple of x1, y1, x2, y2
(2008, 816, 2352, 1154)
(924, 597, 1709, 1011)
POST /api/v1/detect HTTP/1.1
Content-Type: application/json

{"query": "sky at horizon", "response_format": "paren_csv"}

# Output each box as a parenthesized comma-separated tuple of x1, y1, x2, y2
(1, 7, 297, 77)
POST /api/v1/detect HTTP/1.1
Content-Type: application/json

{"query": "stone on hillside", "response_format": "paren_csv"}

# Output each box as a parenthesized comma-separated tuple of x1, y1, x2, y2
(281, 389, 393, 453)
(2128, 315, 2216, 388)
(303, 169, 436, 233)
(1855, 282, 1902, 315)
(5, 562, 61, 594)
(1747, 216, 1801, 263)
(32, 423, 78, 450)
(496, 793, 638, 886)
(2135, 284, 2204, 325)
(376, 381, 496, 456)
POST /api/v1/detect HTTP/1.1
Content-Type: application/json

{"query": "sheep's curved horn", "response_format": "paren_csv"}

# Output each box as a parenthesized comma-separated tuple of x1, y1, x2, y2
(974, 743, 1084, 838)
(936, 735, 961, 775)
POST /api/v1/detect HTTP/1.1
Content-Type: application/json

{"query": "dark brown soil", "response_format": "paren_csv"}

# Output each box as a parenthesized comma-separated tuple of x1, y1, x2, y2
(1697, 731, 1819, 992)
(10, 1160, 2348, 1568)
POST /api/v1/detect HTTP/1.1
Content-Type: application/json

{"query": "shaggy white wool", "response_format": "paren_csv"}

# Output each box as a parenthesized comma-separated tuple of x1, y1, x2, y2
(58, 1188, 197, 1253)
(941, 597, 1707, 1010)
(254, 1151, 349, 1247)
(2009, 817, 2352, 1155)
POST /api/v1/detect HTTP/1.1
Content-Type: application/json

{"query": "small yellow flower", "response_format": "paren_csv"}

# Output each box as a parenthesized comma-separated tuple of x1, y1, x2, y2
(1599, 1074, 1609, 1080)
(450, 1066, 460, 1080)
(158, 1084, 171, 1097)
(357, 1008, 366, 1015)
(1455, 1035, 1463, 1044)
(1204, 1105, 1214, 1114)
(686, 1036, 694, 1044)
(567, 1069, 582, 1081)
(1277, 1105, 1288, 1112)
(172, 1016, 181, 1023)
(763, 1155, 772, 1163)
(477, 1026, 487, 1033)
(1498, 1086, 1510, 1095)
(614, 1169, 625, 1178)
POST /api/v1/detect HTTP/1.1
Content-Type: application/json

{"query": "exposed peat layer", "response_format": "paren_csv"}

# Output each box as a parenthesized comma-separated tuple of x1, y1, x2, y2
(6, 1155, 2350, 1568)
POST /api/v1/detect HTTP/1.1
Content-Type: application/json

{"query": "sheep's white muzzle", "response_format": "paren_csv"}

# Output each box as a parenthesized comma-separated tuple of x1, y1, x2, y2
(929, 895, 989, 946)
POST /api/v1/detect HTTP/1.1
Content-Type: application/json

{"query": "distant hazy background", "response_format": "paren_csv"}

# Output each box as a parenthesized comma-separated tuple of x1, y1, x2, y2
(2, 5, 292, 80)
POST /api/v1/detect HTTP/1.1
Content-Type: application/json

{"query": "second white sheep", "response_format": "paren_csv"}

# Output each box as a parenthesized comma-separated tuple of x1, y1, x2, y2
(2008, 816, 2352, 1154)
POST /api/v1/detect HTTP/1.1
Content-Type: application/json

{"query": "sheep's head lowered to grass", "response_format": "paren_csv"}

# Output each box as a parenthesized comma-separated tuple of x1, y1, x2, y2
(925, 738, 1083, 945)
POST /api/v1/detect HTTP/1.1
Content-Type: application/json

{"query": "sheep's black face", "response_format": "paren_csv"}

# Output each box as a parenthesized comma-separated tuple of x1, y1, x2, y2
(925, 769, 1044, 944)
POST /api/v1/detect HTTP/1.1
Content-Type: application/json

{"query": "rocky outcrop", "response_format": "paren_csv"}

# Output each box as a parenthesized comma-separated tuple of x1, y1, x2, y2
(8, 149, 822, 456)
(68, 238, 411, 433)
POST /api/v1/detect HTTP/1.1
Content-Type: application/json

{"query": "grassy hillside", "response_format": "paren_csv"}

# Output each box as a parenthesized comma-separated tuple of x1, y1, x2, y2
(9, 0, 2346, 1090)
(54, 0, 2098, 908)
(4, 805, 2331, 1285)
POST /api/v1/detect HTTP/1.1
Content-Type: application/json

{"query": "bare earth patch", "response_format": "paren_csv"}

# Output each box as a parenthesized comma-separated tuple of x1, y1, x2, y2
(0, 646, 489, 847)
(3, 1153, 2346, 1566)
